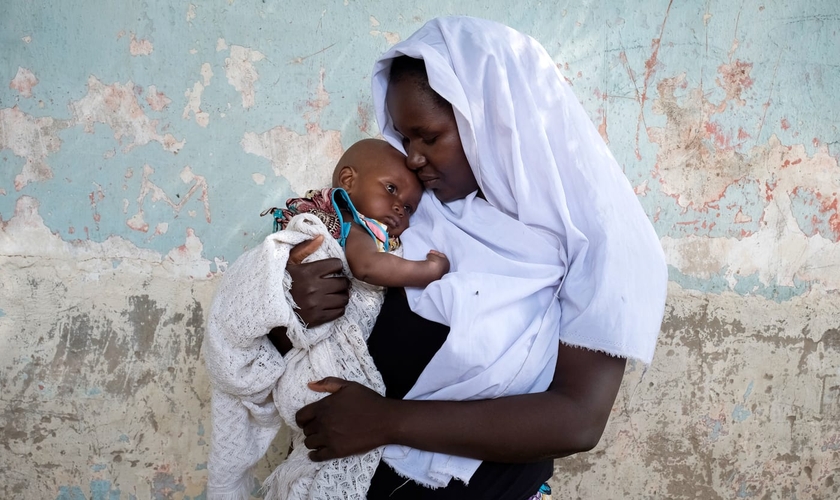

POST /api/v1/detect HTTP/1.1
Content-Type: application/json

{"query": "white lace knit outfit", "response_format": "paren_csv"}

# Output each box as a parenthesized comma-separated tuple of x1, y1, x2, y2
(204, 213, 389, 499)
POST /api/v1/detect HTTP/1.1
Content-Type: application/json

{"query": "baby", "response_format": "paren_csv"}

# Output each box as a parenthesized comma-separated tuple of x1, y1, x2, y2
(205, 139, 447, 500)
(266, 138, 449, 287)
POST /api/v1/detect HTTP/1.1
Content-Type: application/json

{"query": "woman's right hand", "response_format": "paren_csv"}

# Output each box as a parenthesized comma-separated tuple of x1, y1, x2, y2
(287, 235, 351, 327)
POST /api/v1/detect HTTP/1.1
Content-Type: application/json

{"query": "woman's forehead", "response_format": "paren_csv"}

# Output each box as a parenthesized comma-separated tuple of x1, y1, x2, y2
(387, 80, 452, 129)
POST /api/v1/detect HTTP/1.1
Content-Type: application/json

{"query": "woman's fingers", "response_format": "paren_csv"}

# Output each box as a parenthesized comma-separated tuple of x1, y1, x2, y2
(308, 445, 335, 462)
(286, 254, 350, 326)
(293, 379, 390, 461)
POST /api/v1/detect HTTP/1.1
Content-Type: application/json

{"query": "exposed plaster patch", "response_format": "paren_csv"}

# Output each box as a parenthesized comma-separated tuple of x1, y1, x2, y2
(186, 3, 197, 22)
(183, 63, 213, 127)
(181, 63, 213, 127)
(661, 136, 840, 291)
(369, 30, 401, 45)
(164, 228, 213, 278)
(716, 60, 754, 110)
(216, 38, 228, 52)
(129, 34, 154, 56)
(201, 63, 213, 86)
(224, 45, 265, 108)
(21, 36, 31, 43)
(126, 164, 211, 236)
(145, 86, 172, 111)
(241, 124, 342, 195)
(9, 67, 38, 98)
(648, 73, 742, 209)
(70, 76, 185, 154)
(0, 106, 72, 190)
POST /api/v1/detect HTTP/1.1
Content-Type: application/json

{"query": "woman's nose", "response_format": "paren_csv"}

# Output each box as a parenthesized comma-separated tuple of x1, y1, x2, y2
(405, 144, 426, 171)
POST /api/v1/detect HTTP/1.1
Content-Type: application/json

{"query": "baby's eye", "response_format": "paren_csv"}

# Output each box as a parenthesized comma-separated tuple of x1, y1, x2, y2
(386, 184, 397, 194)
(404, 204, 413, 215)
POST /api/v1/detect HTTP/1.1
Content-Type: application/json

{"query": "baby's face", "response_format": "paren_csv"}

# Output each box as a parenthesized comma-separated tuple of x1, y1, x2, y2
(348, 156, 422, 237)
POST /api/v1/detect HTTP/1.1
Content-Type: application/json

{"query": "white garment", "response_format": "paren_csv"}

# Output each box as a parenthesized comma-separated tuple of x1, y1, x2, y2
(204, 213, 388, 500)
(371, 16, 668, 487)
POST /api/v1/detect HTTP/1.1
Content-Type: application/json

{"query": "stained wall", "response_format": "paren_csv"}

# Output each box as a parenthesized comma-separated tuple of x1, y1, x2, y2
(1, 1, 838, 498)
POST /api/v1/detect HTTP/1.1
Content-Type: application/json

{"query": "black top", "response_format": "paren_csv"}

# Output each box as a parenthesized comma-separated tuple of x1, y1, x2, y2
(365, 288, 552, 500)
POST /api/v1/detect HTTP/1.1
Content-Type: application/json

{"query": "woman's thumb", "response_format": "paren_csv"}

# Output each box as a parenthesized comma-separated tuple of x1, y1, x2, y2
(307, 377, 348, 393)
(289, 235, 324, 265)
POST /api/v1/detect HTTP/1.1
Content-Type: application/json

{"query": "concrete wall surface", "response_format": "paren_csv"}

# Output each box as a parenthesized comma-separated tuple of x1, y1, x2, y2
(1, 1, 838, 498)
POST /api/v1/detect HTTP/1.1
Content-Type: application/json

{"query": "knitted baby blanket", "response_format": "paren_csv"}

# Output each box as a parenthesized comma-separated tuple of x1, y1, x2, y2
(203, 213, 388, 499)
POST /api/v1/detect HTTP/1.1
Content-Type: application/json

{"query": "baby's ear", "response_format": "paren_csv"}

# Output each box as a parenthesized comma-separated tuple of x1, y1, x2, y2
(336, 165, 357, 192)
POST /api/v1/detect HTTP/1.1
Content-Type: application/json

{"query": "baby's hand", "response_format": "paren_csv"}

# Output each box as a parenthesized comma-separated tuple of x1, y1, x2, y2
(425, 249, 450, 279)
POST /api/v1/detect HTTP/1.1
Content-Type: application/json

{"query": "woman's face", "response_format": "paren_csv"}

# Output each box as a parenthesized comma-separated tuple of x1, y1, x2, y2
(386, 78, 479, 203)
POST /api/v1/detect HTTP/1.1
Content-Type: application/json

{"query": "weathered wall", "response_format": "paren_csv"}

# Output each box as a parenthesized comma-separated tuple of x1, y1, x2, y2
(1, 1, 838, 498)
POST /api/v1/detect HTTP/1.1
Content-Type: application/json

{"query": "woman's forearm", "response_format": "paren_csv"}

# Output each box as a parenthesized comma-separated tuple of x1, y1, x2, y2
(298, 341, 628, 463)
(385, 345, 627, 463)
(386, 391, 598, 462)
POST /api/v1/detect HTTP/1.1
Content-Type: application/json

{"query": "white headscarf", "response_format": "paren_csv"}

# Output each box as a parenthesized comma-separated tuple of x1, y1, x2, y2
(371, 16, 667, 487)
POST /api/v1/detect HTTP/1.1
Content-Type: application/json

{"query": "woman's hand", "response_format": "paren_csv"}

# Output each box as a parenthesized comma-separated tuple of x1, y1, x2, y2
(287, 235, 350, 327)
(295, 377, 395, 461)
(268, 236, 350, 355)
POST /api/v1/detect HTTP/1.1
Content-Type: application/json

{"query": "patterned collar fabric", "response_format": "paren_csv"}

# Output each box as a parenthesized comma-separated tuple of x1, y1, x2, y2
(265, 187, 399, 252)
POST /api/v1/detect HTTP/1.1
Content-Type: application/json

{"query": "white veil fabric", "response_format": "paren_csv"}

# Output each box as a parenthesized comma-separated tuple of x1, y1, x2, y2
(370, 16, 667, 487)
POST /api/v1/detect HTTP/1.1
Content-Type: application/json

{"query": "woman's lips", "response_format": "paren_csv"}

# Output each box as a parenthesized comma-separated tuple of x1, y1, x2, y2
(419, 176, 438, 188)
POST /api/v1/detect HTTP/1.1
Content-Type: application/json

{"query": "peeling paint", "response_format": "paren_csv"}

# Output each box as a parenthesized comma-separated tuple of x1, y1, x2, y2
(0, 106, 72, 190)
(224, 45, 265, 109)
(1, 2, 839, 499)
(9, 67, 39, 98)
(70, 77, 185, 154)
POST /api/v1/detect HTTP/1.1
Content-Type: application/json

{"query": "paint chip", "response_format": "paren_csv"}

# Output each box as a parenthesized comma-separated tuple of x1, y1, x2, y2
(224, 45, 265, 108)
(9, 67, 39, 98)
(145, 85, 172, 111)
(129, 34, 154, 56)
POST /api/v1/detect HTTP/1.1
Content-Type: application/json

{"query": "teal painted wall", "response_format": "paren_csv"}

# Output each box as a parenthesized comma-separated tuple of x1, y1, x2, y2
(2, 1, 839, 498)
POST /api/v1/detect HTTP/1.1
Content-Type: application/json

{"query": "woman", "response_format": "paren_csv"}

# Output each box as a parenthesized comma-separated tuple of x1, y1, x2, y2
(277, 16, 667, 499)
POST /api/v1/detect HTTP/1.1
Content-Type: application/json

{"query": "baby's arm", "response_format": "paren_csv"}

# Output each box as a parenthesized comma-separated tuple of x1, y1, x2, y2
(344, 224, 449, 288)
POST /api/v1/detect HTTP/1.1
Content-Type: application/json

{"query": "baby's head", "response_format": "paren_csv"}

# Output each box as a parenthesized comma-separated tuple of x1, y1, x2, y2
(332, 139, 421, 237)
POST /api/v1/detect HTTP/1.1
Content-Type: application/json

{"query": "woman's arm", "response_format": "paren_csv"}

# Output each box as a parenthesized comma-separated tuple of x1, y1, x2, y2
(295, 343, 626, 463)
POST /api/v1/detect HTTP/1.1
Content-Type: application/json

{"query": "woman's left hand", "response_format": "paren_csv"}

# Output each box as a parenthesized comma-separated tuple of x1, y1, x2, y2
(295, 377, 396, 461)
